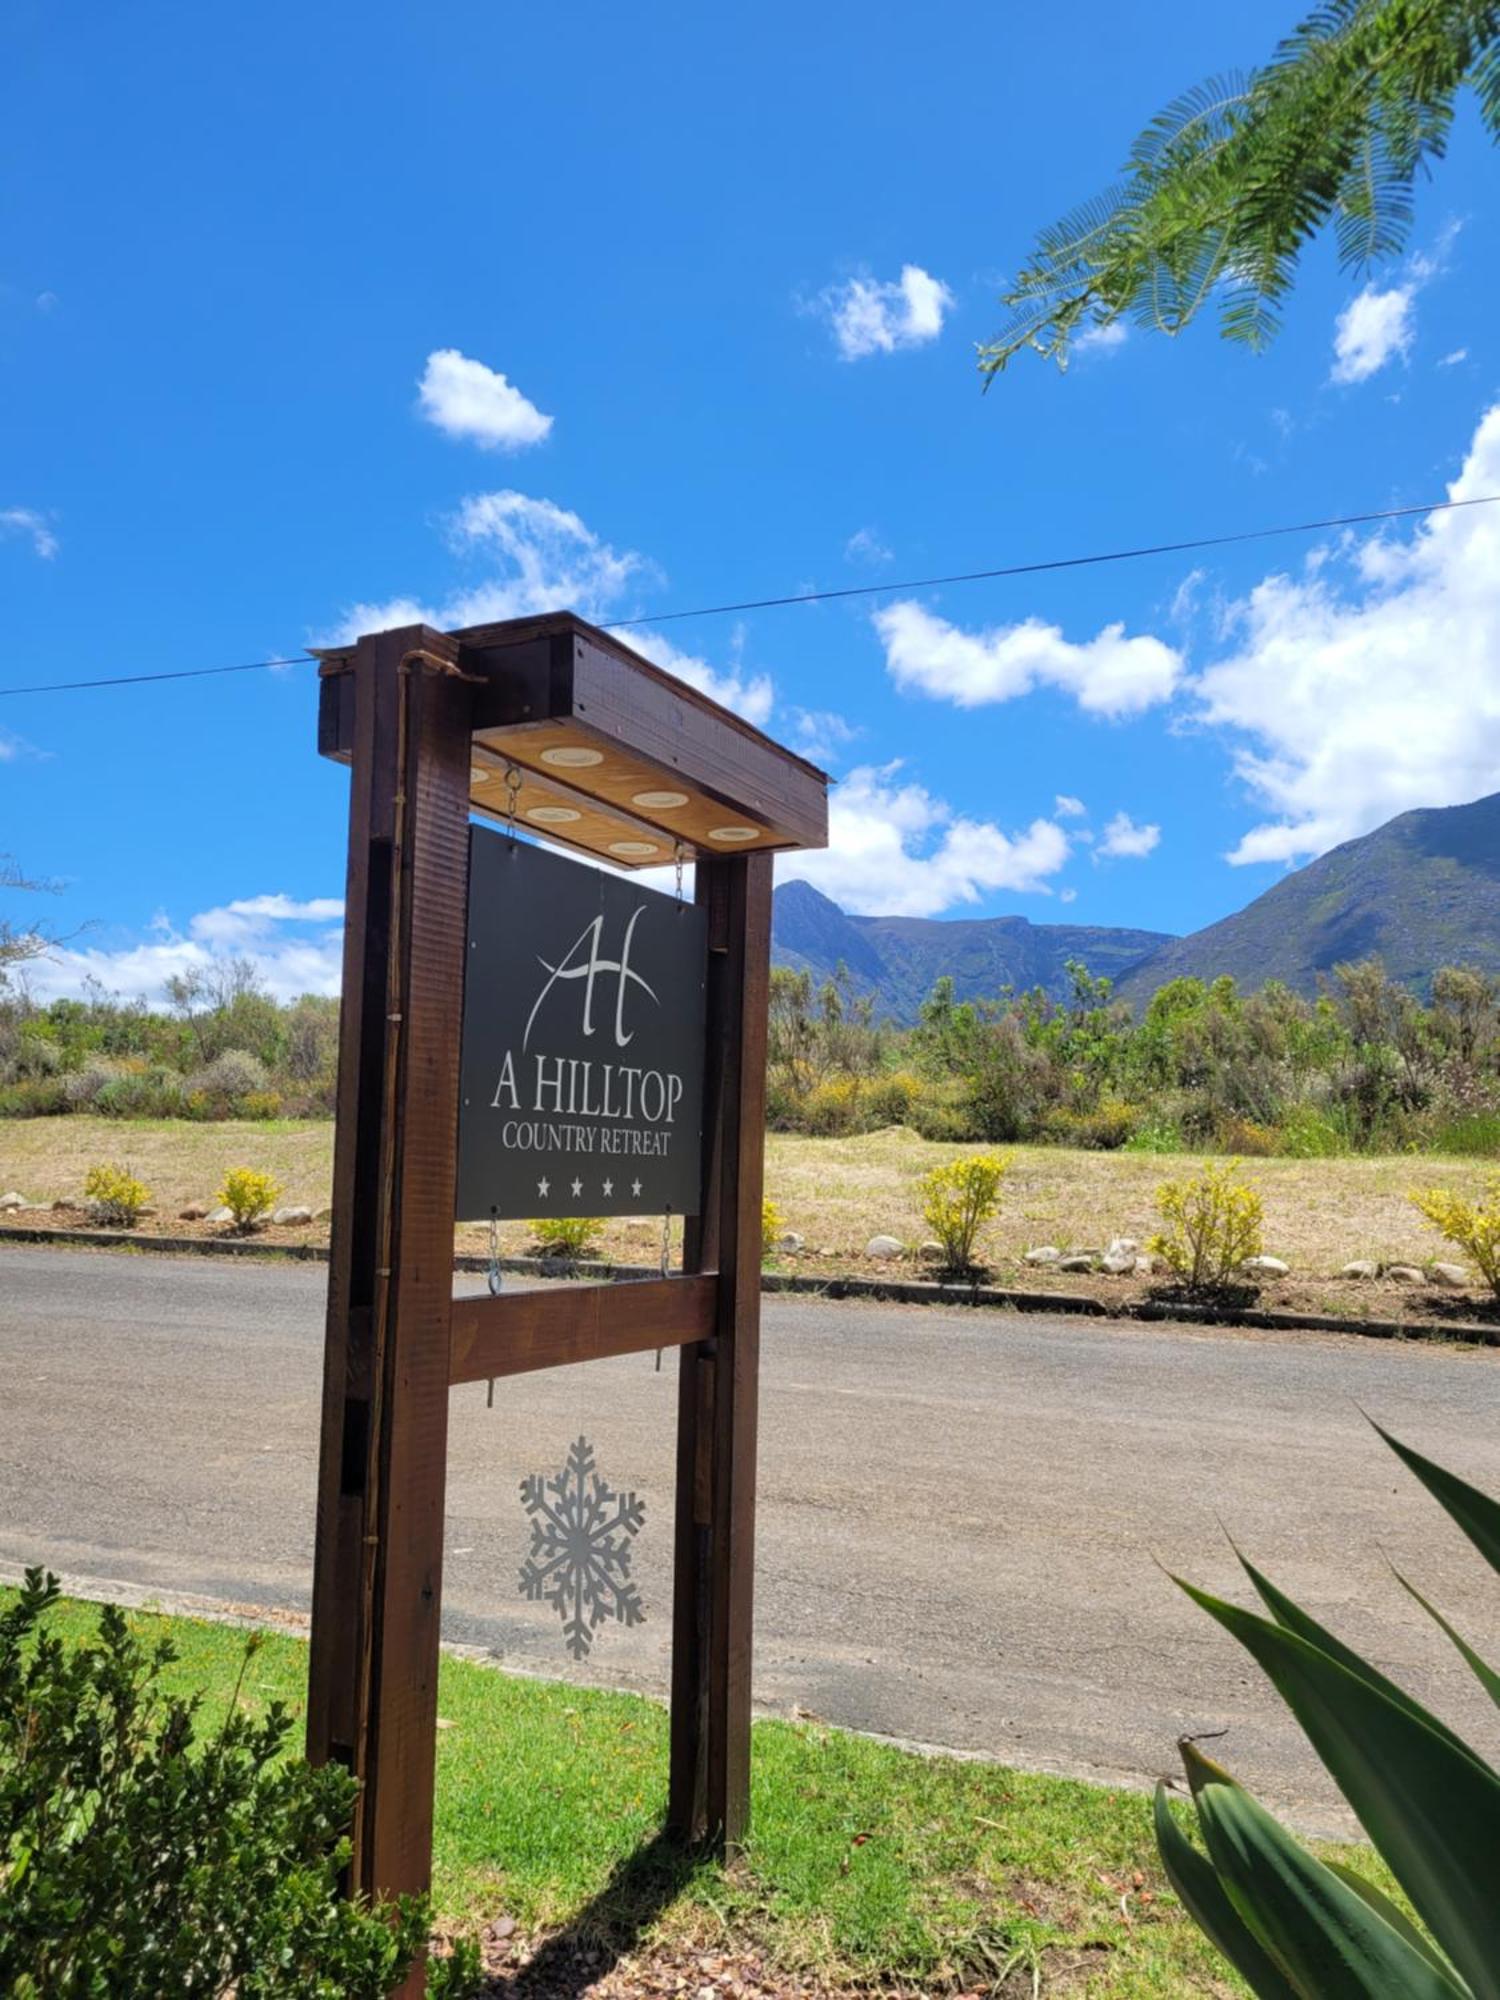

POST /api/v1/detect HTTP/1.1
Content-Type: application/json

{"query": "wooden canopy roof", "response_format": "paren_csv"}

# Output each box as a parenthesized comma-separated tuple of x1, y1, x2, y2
(314, 610, 829, 870)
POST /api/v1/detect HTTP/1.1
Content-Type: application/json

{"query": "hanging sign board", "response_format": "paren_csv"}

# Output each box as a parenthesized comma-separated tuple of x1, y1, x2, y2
(456, 827, 709, 1221)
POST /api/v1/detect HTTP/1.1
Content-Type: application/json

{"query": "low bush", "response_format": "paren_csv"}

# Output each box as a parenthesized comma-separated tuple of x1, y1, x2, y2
(862, 1069, 921, 1127)
(529, 1214, 601, 1259)
(0, 1568, 480, 1998)
(1410, 1173, 1500, 1296)
(1123, 1114, 1182, 1154)
(188, 1048, 271, 1111)
(798, 1075, 864, 1136)
(1273, 1104, 1348, 1157)
(920, 1153, 1008, 1274)
(0, 1077, 70, 1117)
(1429, 1110, 1500, 1157)
(236, 1089, 285, 1120)
(1150, 1160, 1264, 1292)
(1040, 1096, 1141, 1151)
(1215, 1115, 1279, 1157)
(83, 1161, 151, 1227)
(218, 1166, 281, 1232)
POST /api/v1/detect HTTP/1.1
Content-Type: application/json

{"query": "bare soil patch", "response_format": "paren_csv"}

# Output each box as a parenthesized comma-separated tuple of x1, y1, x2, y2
(3, 1117, 1495, 1331)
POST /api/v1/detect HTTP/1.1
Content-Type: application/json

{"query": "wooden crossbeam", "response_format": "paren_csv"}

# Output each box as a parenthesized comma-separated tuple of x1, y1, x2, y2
(449, 1275, 718, 1384)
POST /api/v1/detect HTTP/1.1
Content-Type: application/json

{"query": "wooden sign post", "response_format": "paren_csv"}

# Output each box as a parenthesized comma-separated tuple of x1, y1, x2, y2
(304, 614, 827, 1987)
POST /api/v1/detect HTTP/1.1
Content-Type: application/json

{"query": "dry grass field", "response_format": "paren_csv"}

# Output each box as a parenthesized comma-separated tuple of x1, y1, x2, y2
(1, 1116, 1490, 1289)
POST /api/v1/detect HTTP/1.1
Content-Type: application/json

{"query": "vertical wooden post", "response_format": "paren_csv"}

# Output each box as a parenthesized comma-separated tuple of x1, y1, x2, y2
(670, 851, 772, 1850)
(306, 628, 472, 1939)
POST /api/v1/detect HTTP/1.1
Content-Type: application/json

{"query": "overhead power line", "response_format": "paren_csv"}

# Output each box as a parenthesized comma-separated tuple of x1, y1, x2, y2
(3, 491, 1497, 699)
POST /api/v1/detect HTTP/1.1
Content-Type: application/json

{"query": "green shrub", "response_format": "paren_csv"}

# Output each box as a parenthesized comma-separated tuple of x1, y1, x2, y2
(1215, 1115, 1279, 1157)
(1123, 1114, 1183, 1154)
(1158, 1426, 1500, 1997)
(762, 1196, 785, 1261)
(1430, 1111, 1500, 1157)
(1041, 1096, 1141, 1151)
(236, 1089, 285, 1120)
(1274, 1104, 1349, 1157)
(218, 1166, 281, 1232)
(1149, 1160, 1264, 1291)
(862, 1070, 921, 1127)
(1410, 1174, 1500, 1296)
(0, 1568, 481, 1998)
(798, 1075, 863, 1136)
(0, 1077, 70, 1117)
(919, 1153, 1008, 1274)
(188, 1048, 270, 1108)
(529, 1214, 602, 1259)
(83, 1162, 151, 1227)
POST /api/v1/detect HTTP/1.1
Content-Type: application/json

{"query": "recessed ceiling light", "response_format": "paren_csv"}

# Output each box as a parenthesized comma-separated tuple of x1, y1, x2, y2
(608, 840, 659, 858)
(526, 805, 581, 825)
(632, 789, 689, 810)
(708, 825, 759, 843)
(540, 745, 604, 769)
(470, 766, 490, 785)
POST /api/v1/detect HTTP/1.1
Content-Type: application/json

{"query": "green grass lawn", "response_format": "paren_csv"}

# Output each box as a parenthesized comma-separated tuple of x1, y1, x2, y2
(1, 1592, 1265, 1995)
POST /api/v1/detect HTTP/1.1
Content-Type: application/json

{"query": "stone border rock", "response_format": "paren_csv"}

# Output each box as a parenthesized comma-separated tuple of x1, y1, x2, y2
(2, 1222, 1496, 1346)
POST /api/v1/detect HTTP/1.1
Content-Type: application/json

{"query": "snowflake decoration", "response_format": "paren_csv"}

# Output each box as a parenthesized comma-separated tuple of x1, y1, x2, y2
(519, 1436, 645, 1660)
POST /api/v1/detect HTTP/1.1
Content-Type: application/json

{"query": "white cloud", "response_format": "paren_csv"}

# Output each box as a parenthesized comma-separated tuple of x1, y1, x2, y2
(876, 600, 1182, 718)
(1331, 284, 1416, 383)
(1053, 794, 1087, 819)
(1439, 347, 1469, 368)
(819, 264, 954, 360)
(790, 708, 859, 764)
(26, 894, 346, 1004)
(1097, 811, 1161, 859)
(1195, 399, 1500, 864)
(1, 507, 58, 559)
(330, 494, 779, 729)
(778, 761, 1069, 916)
(334, 490, 647, 638)
(417, 349, 553, 450)
(1330, 225, 1458, 385)
(1059, 887, 1078, 904)
(845, 527, 893, 566)
(620, 628, 774, 729)
(1073, 319, 1128, 358)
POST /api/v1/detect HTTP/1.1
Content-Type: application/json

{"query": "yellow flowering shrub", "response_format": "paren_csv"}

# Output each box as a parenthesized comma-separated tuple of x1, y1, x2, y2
(83, 1162, 150, 1227)
(1150, 1160, 1264, 1290)
(1410, 1175, 1500, 1296)
(920, 1153, 1008, 1273)
(218, 1167, 281, 1232)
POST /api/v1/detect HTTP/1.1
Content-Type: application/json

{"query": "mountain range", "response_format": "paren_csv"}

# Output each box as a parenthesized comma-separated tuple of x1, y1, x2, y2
(772, 790, 1500, 1022)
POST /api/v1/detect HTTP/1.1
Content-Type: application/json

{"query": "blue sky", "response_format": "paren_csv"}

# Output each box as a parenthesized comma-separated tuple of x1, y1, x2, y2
(3, 0, 1497, 1000)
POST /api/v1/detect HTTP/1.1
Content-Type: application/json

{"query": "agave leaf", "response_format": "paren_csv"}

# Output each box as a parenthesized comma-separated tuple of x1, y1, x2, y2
(1181, 1743, 1468, 1998)
(1153, 1781, 1300, 1999)
(1173, 1577, 1500, 1998)
(1322, 1860, 1458, 1981)
(1371, 1423, 1500, 1577)
(1388, 1564, 1500, 1715)
(1235, 1547, 1490, 1769)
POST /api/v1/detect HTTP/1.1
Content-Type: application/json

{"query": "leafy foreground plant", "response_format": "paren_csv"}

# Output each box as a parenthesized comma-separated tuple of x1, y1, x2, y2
(1156, 1424, 1500, 1997)
(0, 1569, 479, 1999)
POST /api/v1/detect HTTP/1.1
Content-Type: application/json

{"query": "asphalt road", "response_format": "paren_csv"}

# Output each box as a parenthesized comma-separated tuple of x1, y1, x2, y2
(4, 1244, 1499, 1828)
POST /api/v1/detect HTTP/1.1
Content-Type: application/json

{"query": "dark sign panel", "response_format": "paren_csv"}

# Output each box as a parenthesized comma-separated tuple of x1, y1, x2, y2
(456, 829, 708, 1221)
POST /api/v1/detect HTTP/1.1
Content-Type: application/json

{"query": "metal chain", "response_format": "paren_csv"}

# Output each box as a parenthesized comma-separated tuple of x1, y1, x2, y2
(503, 763, 522, 837)
(655, 1204, 673, 1371)
(674, 841, 685, 903)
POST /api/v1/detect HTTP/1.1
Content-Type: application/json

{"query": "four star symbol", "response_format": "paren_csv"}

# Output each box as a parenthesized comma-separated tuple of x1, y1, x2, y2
(532, 1171, 649, 1201)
